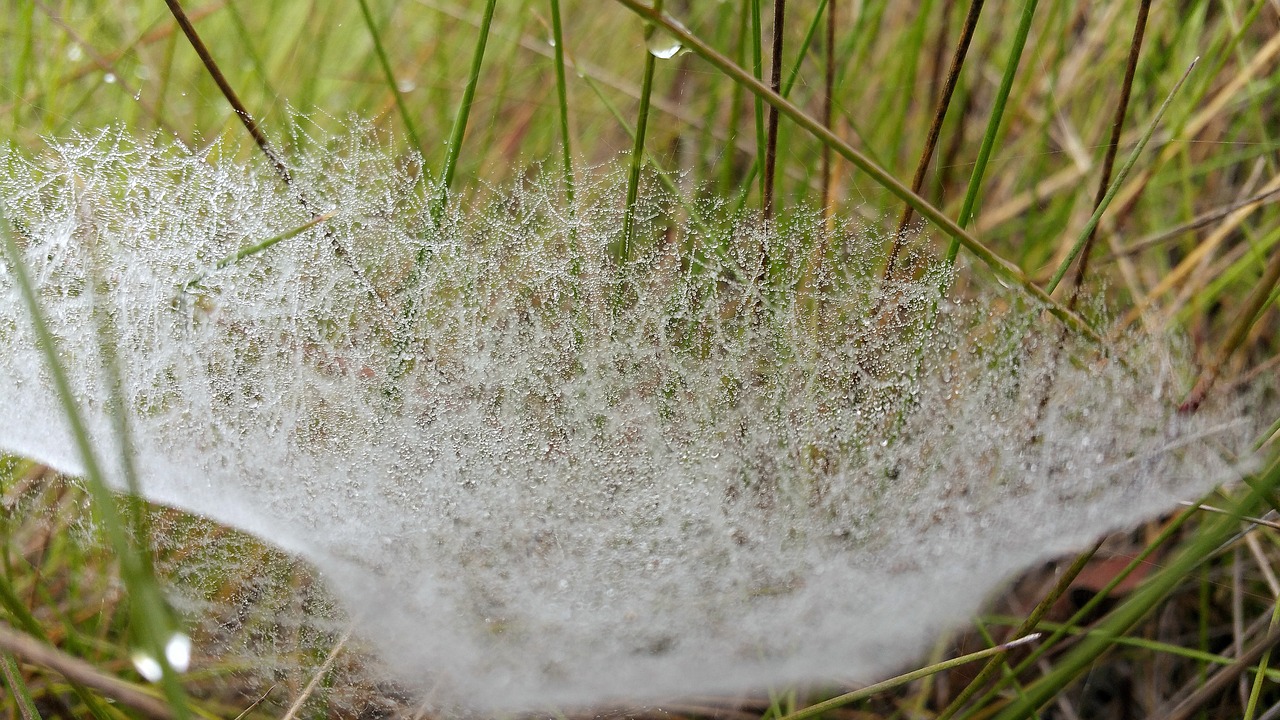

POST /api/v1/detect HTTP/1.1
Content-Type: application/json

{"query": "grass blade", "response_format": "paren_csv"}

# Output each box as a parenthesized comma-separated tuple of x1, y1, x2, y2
(356, 0, 425, 155)
(780, 633, 1043, 720)
(2, 210, 191, 718)
(945, 0, 1038, 266)
(434, 0, 498, 220)
(162, 0, 291, 185)
(991, 455, 1280, 720)
(1062, 0, 1151, 309)
(884, 0, 985, 280)
(1045, 57, 1199, 294)
(750, 0, 766, 210)
(181, 211, 336, 292)
(548, 0, 576, 207)
(622, 1, 662, 258)
(762, 0, 785, 221)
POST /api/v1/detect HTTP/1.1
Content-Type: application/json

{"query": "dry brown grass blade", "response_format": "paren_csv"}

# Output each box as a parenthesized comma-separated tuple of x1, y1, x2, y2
(279, 625, 352, 720)
(1104, 186, 1280, 262)
(1115, 171, 1280, 336)
(161, 0, 292, 184)
(0, 621, 175, 720)
(1063, 0, 1150, 310)
(977, 29, 1280, 239)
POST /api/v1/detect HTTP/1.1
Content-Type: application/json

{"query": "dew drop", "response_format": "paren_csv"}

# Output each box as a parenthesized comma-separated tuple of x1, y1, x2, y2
(103, 72, 117, 85)
(645, 29, 682, 59)
(131, 652, 163, 682)
(165, 633, 192, 672)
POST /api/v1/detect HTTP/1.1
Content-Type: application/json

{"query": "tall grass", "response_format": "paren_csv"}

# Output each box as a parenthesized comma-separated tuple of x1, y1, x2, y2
(1, 0, 1278, 717)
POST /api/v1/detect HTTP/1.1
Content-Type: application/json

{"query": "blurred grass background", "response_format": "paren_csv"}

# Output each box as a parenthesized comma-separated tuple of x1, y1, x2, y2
(2, 0, 1280, 717)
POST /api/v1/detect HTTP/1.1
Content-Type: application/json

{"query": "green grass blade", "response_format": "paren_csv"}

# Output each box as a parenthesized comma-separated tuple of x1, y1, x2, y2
(356, 0, 425, 156)
(622, 4, 661, 258)
(181, 211, 335, 292)
(548, 0, 575, 207)
(1045, 57, 1198, 294)
(434, 0, 498, 220)
(991, 455, 1280, 720)
(945, 0, 1038, 266)
(780, 633, 1043, 720)
(0, 650, 42, 720)
(1, 210, 190, 718)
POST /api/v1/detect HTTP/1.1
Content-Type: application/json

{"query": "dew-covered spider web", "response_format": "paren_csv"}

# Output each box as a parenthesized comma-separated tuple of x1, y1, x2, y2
(0, 125, 1267, 714)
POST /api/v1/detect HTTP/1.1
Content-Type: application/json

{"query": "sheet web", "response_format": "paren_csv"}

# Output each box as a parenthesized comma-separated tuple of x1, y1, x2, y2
(0, 126, 1262, 714)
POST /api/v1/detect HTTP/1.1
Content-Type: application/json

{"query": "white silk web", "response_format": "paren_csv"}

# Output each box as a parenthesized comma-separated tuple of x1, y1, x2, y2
(0, 126, 1263, 714)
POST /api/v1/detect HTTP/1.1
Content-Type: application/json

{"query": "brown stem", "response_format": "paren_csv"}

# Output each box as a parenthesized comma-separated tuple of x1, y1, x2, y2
(820, 0, 836, 218)
(1066, 0, 1151, 311)
(762, 0, 786, 221)
(882, 0, 986, 281)
(162, 0, 291, 186)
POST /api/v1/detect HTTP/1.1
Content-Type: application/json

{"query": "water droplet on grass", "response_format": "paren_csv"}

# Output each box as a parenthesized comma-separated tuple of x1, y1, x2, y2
(646, 29, 682, 59)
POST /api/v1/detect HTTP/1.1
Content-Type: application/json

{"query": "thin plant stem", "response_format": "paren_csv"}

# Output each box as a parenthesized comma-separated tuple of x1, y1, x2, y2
(762, 0, 785, 220)
(883, 0, 985, 281)
(779, 633, 1043, 720)
(1045, 58, 1199, 294)
(161, 0, 290, 184)
(731, 1, 831, 218)
(946, 0, 1038, 266)
(357, 0, 426, 155)
(612, 0, 1102, 343)
(583, 70, 710, 234)
(622, 1, 662, 258)
(548, 0, 575, 207)
(181, 212, 336, 292)
(992, 457, 1280, 720)
(1064, 0, 1151, 310)
(937, 540, 1103, 720)
(820, 0, 835, 217)
(434, 0, 498, 220)
(1181, 239, 1280, 412)
(750, 0, 766, 207)
(162, 0, 389, 315)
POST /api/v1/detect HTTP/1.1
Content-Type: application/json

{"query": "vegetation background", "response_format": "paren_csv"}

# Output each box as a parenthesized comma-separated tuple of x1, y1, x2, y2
(1, 0, 1279, 717)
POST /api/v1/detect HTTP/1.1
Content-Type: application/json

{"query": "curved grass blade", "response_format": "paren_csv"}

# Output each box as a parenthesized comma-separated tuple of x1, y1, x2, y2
(2, 210, 191, 717)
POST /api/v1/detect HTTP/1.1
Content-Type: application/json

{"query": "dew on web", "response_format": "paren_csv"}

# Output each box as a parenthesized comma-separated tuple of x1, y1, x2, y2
(0, 123, 1269, 714)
